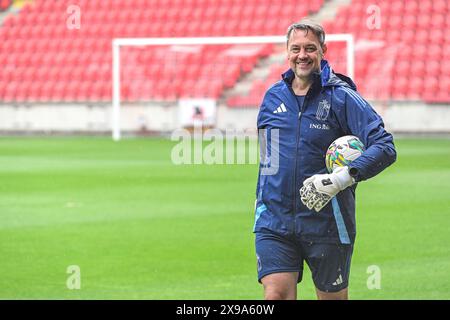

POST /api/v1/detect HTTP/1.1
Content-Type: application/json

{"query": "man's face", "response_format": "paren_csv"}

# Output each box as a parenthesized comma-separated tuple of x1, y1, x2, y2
(287, 29, 326, 81)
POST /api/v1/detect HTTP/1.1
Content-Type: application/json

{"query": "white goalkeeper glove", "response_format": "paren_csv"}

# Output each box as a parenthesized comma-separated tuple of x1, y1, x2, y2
(299, 166, 355, 212)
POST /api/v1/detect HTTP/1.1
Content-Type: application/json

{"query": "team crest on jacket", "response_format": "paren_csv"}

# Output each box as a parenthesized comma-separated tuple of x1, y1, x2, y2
(316, 99, 331, 121)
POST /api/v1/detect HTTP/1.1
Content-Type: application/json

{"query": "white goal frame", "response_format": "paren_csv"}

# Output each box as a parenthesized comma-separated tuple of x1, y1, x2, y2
(112, 34, 354, 141)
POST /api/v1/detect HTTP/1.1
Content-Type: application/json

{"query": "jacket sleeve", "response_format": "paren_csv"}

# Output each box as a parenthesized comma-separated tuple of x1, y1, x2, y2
(255, 95, 267, 198)
(340, 88, 397, 182)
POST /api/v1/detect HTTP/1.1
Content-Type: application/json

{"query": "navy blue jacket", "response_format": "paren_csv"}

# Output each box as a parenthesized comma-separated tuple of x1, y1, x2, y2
(254, 60, 396, 244)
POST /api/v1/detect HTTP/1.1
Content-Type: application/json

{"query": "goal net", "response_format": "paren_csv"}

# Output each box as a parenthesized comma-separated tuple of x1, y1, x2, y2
(112, 34, 354, 140)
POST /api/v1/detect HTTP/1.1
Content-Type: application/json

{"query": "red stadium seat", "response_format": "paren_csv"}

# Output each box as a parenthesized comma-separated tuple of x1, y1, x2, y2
(422, 77, 439, 93)
(391, 77, 408, 100)
(404, 1, 419, 14)
(407, 77, 424, 99)
(432, 0, 447, 13)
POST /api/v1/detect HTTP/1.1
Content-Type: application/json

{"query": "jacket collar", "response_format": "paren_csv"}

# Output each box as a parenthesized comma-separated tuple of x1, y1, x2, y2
(281, 60, 357, 94)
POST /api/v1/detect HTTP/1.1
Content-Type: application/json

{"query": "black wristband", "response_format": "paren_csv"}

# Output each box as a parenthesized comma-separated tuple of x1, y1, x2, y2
(349, 167, 359, 180)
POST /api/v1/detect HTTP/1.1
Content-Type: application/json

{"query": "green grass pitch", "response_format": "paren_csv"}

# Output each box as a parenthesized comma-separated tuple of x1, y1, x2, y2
(0, 137, 449, 299)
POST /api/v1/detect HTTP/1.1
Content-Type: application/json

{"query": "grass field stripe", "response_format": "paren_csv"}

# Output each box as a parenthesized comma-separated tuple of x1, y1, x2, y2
(331, 197, 351, 244)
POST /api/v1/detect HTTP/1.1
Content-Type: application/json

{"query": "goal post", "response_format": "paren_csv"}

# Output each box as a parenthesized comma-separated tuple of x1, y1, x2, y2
(112, 34, 354, 141)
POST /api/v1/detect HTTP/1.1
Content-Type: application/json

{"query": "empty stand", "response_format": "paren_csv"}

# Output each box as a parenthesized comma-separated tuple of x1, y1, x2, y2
(0, 0, 323, 103)
(0, 0, 447, 105)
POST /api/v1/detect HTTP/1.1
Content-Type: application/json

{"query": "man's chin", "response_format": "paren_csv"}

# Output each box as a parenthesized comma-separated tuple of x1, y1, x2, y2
(295, 71, 314, 80)
(295, 66, 321, 79)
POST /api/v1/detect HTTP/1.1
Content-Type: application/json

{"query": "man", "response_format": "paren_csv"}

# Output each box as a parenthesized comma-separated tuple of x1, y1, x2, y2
(254, 21, 396, 300)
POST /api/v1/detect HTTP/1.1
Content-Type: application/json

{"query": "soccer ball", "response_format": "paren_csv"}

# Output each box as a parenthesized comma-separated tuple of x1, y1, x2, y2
(325, 135, 365, 173)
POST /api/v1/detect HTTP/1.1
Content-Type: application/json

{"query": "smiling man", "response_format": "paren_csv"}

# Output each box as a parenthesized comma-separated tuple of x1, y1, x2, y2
(254, 21, 396, 300)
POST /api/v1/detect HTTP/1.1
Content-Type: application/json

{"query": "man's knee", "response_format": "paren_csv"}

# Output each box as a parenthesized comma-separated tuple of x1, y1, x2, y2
(315, 287, 348, 300)
(264, 288, 292, 300)
(261, 272, 298, 300)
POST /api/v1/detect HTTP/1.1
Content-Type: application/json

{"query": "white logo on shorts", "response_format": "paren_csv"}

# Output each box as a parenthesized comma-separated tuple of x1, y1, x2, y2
(332, 274, 343, 286)
(256, 254, 262, 272)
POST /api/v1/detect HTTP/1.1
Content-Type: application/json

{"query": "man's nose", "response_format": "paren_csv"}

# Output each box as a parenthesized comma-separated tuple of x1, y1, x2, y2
(297, 48, 308, 58)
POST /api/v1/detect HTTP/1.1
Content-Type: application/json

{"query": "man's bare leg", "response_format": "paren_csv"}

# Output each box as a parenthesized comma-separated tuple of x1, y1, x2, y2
(315, 287, 348, 300)
(261, 272, 298, 300)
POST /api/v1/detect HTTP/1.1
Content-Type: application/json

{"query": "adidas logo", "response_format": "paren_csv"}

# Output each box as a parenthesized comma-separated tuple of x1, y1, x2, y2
(273, 103, 287, 114)
(332, 274, 343, 286)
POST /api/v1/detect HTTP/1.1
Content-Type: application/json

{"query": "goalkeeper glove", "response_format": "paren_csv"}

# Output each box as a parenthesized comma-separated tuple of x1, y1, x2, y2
(299, 166, 355, 212)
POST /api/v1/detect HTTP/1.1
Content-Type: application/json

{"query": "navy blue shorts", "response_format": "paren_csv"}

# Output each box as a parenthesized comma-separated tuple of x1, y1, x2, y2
(255, 229, 354, 293)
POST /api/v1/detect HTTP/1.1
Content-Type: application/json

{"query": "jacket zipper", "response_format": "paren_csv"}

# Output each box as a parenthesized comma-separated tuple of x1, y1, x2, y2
(290, 87, 309, 223)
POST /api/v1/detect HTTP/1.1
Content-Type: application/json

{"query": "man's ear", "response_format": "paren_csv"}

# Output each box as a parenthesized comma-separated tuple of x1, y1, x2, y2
(321, 44, 328, 57)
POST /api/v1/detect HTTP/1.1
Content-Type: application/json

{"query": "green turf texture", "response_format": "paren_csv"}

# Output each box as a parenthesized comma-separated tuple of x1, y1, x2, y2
(0, 137, 449, 299)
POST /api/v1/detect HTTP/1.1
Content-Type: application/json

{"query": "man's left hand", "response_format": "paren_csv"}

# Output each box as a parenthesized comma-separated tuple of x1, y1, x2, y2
(299, 166, 355, 212)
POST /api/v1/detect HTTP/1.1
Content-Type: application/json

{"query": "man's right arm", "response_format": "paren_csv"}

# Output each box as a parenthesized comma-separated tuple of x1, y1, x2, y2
(341, 89, 397, 182)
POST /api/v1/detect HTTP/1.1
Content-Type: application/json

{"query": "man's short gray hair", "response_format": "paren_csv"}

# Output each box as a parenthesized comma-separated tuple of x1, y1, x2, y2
(286, 20, 326, 48)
